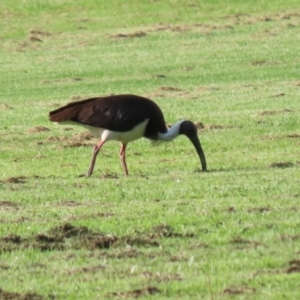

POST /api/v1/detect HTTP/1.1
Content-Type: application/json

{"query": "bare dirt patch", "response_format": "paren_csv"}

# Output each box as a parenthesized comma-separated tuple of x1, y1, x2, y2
(270, 162, 294, 168)
(223, 11, 300, 27)
(16, 29, 52, 51)
(42, 132, 95, 148)
(197, 123, 233, 132)
(150, 22, 234, 35)
(189, 242, 209, 250)
(0, 175, 43, 184)
(0, 288, 44, 300)
(141, 271, 183, 282)
(64, 132, 95, 147)
(108, 286, 161, 298)
(230, 237, 252, 245)
(226, 206, 236, 213)
(230, 237, 263, 249)
(0, 223, 116, 253)
(65, 264, 106, 275)
(165, 121, 230, 132)
(101, 247, 140, 259)
(204, 124, 229, 130)
(27, 126, 51, 134)
(287, 134, 300, 139)
(159, 86, 185, 92)
(0, 103, 13, 110)
(0, 200, 19, 211)
(280, 234, 300, 242)
(111, 31, 147, 39)
(147, 86, 191, 99)
(251, 60, 270, 66)
(41, 78, 82, 85)
(258, 109, 293, 116)
(248, 207, 270, 213)
(101, 173, 119, 179)
(55, 200, 84, 207)
(193, 122, 204, 130)
(3, 176, 27, 184)
(30, 29, 51, 38)
(287, 259, 300, 273)
(223, 285, 256, 295)
(261, 133, 300, 141)
(147, 224, 196, 238)
(0, 223, 192, 253)
(270, 93, 285, 98)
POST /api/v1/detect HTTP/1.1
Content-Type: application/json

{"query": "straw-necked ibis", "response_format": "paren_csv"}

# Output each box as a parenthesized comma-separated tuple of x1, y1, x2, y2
(49, 94, 207, 176)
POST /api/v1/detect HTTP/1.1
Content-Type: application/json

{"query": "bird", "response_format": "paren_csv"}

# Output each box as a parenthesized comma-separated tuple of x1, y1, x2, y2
(49, 94, 207, 176)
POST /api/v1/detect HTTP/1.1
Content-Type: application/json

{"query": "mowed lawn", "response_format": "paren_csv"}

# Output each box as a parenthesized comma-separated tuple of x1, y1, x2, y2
(0, 0, 300, 299)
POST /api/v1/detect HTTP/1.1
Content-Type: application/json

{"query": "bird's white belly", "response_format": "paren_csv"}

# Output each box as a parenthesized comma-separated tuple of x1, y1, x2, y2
(88, 119, 149, 143)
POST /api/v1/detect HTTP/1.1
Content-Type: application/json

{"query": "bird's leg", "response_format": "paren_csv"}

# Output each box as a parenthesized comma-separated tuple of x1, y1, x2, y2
(86, 140, 106, 177)
(119, 143, 129, 176)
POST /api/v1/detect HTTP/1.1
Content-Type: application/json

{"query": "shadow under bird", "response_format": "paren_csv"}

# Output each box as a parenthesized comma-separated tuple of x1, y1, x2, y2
(49, 94, 207, 176)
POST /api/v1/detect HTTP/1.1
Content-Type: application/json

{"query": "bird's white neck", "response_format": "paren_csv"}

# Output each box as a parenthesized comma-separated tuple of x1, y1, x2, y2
(158, 120, 183, 141)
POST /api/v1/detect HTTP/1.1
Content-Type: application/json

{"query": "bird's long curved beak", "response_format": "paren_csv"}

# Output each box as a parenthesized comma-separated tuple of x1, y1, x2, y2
(188, 134, 207, 171)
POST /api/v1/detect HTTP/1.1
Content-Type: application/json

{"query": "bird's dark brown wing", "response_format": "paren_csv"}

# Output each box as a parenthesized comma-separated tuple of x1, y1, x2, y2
(49, 94, 168, 134)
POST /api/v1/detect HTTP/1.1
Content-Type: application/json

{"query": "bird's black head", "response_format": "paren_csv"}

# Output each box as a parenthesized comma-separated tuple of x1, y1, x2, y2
(179, 120, 198, 137)
(179, 120, 207, 172)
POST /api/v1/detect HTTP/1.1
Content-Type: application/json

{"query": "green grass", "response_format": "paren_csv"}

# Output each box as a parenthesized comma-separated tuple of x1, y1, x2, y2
(0, 0, 300, 299)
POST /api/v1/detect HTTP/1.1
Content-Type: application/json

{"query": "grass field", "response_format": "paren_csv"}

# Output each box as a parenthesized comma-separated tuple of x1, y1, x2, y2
(0, 0, 300, 299)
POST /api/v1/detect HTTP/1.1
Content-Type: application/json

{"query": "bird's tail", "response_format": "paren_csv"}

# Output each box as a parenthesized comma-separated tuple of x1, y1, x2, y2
(49, 98, 96, 123)
(49, 107, 73, 123)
